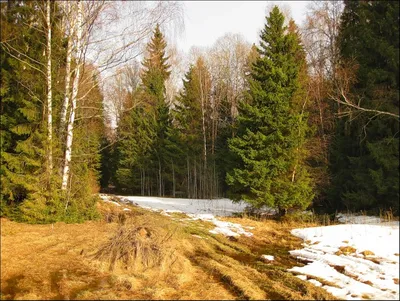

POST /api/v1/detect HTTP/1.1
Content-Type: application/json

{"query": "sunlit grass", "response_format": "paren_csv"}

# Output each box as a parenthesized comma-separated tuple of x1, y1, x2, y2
(1, 201, 337, 300)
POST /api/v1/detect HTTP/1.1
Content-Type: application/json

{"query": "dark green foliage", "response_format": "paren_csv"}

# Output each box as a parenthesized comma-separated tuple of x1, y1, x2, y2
(174, 64, 204, 159)
(1, 2, 101, 223)
(115, 24, 175, 196)
(99, 137, 116, 190)
(226, 7, 314, 213)
(116, 106, 155, 192)
(329, 1, 399, 214)
(1, 1, 49, 215)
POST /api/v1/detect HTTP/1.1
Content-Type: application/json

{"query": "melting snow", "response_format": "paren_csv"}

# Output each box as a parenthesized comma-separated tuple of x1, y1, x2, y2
(99, 193, 399, 300)
(336, 213, 399, 226)
(102, 199, 121, 206)
(289, 222, 399, 300)
(187, 213, 253, 237)
(261, 255, 275, 261)
(99, 194, 252, 237)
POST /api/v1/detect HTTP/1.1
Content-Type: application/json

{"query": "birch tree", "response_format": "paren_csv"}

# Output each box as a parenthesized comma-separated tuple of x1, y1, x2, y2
(61, 1, 184, 191)
(61, 0, 83, 190)
(59, 1, 75, 133)
(46, 0, 53, 174)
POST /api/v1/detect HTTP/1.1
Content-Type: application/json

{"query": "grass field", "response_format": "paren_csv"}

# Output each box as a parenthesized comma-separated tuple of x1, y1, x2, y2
(1, 201, 337, 300)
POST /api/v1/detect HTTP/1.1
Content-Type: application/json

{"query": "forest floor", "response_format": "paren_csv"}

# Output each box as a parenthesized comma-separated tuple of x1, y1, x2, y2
(0, 199, 337, 300)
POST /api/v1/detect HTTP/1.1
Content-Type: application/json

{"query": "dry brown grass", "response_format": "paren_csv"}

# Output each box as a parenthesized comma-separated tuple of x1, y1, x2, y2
(338, 246, 357, 254)
(1, 201, 337, 300)
(360, 250, 375, 257)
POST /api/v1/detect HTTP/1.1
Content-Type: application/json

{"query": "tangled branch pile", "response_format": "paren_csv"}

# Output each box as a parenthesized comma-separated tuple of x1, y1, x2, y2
(93, 224, 174, 271)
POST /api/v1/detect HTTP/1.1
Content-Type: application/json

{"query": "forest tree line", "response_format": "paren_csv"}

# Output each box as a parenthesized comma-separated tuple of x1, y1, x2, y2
(1, 0, 399, 223)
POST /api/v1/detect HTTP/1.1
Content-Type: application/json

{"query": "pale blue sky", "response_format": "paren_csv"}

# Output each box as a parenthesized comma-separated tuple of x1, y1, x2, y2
(177, 1, 309, 52)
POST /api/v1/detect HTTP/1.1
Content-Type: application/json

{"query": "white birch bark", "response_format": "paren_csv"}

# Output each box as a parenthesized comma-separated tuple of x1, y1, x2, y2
(198, 67, 207, 166)
(46, 0, 53, 173)
(62, 0, 83, 190)
(60, 2, 74, 132)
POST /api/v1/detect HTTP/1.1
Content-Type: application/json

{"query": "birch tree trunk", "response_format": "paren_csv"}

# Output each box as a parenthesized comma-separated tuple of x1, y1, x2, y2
(60, 2, 74, 133)
(199, 68, 207, 167)
(46, 0, 53, 174)
(62, 0, 83, 190)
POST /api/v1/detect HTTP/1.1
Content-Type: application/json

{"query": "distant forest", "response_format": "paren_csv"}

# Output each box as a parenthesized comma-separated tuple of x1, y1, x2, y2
(1, 1, 398, 223)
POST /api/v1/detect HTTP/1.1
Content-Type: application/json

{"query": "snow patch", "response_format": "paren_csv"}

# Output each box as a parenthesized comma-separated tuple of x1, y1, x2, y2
(289, 223, 399, 300)
(187, 213, 253, 237)
(296, 274, 307, 281)
(100, 196, 121, 207)
(99, 194, 253, 238)
(336, 213, 399, 226)
(261, 255, 274, 261)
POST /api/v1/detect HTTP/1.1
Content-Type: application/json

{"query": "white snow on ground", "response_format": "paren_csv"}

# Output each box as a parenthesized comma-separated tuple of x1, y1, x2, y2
(99, 194, 252, 237)
(336, 213, 399, 226)
(289, 222, 399, 300)
(187, 213, 253, 237)
(99, 194, 399, 300)
(102, 199, 121, 206)
(118, 195, 248, 216)
(261, 255, 275, 261)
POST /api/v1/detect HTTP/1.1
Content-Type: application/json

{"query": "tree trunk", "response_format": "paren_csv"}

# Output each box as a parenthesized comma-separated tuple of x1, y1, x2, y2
(187, 156, 190, 198)
(60, 1, 74, 134)
(46, 0, 53, 175)
(62, 0, 83, 190)
(194, 159, 197, 199)
(172, 161, 175, 198)
(199, 70, 207, 168)
(278, 207, 287, 217)
(158, 157, 162, 196)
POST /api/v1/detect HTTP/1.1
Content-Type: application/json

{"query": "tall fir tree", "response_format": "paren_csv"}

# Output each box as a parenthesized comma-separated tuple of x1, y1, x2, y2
(1, 1, 65, 221)
(115, 24, 173, 196)
(173, 58, 213, 198)
(329, 1, 399, 214)
(226, 6, 314, 215)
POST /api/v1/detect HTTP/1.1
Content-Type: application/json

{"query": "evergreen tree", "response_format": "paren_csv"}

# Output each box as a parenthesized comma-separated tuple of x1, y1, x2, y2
(226, 7, 314, 215)
(115, 106, 155, 193)
(1, 2, 100, 222)
(329, 1, 399, 214)
(0, 1, 64, 221)
(173, 60, 208, 198)
(115, 24, 173, 196)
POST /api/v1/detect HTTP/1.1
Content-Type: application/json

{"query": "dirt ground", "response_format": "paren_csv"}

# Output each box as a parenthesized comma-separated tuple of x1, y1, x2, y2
(1, 201, 337, 300)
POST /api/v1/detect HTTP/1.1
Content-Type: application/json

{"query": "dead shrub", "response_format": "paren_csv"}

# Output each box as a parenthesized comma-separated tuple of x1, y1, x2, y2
(93, 224, 174, 272)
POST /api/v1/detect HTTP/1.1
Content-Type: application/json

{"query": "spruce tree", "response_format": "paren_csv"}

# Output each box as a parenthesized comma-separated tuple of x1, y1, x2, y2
(173, 60, 208, 198)
(1, 2, 63, 221)
(115, 24, 173, 196)
(1, 2, 100, 222)
(329, 1, 399, 214)
(226, 6, 314, 215)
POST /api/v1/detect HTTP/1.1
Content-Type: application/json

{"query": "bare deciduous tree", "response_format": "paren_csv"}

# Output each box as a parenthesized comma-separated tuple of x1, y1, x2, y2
(330, 61, 400, 119)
